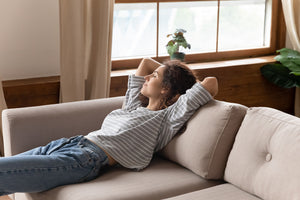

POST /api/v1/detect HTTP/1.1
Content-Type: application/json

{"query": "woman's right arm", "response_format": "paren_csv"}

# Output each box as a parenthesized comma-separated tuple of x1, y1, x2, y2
(124, 58, 162, 110)
(164, 77, 218, 130)
(155, 81, 214, 151)
(135, 58, 162, 76)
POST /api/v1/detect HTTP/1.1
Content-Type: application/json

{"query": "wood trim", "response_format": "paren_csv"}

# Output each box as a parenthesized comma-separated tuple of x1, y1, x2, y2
(2, 56, 294, 115)
(116, 0, 212, 3)
(216, 0, 220, 52)
(269, 0, 279, 53)
(275, 0, 286, 50)
(2, 76, 59, 87)
(116, 0, 267, 1)
(112, 47, 277, 70)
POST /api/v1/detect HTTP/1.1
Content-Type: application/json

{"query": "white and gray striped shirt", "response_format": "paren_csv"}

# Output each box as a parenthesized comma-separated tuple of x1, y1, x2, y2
(86, 75, 212, 170)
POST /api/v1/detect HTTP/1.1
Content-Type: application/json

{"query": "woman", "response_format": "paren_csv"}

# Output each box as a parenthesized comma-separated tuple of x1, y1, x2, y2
(0, 58, 218, 196)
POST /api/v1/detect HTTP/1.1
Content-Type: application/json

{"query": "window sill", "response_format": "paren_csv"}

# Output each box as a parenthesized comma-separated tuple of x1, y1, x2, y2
(111, 55, 276, 77)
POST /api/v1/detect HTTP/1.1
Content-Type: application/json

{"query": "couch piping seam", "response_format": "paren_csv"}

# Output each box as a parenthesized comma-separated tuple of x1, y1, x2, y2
(206, 105, 233, 178)
(250, 108, 300, 126)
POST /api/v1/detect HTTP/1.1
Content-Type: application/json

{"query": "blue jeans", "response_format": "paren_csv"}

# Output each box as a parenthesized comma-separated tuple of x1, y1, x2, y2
(0, 135, 109, 196)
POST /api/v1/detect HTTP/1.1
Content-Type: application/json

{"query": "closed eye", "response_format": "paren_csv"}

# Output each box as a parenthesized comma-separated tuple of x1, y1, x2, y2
(153, 71, 158, 78)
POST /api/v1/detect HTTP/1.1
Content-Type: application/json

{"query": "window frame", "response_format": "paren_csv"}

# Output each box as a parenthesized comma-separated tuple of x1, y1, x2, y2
(112, 0, 285, 70)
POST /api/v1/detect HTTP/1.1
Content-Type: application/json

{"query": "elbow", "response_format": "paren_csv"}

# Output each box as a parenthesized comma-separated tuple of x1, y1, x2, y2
(200, 77, 219, 97)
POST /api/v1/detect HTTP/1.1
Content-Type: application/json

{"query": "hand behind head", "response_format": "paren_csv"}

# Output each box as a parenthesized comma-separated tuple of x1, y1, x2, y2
(200, 77, 218, 97)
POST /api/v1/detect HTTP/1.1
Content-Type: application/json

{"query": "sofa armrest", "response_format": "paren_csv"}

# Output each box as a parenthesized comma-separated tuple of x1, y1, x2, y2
(2, 96, 124, 156)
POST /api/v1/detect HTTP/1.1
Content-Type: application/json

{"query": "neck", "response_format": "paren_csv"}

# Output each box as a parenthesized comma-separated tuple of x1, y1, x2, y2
(146, 98, 162, 111)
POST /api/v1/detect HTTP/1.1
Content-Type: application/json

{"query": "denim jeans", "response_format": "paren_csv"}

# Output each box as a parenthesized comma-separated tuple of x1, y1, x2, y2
(0, 135, 109, 196)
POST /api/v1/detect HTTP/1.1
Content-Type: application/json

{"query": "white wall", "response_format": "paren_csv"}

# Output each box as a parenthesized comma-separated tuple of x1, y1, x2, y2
(0, 0, 60, 81)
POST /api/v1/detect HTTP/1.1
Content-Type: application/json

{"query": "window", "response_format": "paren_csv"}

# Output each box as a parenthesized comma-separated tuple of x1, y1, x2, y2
(112, 3, 157, 59)
(159, 1, 218, 55)
(218, 0, 270, 51)
(112, 0, 283, 69)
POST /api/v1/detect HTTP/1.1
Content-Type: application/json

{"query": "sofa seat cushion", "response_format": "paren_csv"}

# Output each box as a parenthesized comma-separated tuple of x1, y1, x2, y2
(224, 107, 300, 200)
(160, 100, 247, 179)
(163, 184, 261, 200)
(21, 157, 222, 200)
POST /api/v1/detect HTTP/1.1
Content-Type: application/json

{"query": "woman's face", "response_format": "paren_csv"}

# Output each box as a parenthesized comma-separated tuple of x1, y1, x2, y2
(141, 65, 167, 98)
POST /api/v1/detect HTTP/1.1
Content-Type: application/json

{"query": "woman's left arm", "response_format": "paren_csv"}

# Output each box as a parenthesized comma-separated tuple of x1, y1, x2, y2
(167, 80, 215, 126)
(156, 80, 217, 151)
(198, 77, 218, 98)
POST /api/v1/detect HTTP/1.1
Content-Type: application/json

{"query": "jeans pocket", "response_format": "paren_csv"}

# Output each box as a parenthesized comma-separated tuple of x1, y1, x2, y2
(46, 138, 70, 155)
(47, 136, 83, 155)
(75, 149, 100, 182)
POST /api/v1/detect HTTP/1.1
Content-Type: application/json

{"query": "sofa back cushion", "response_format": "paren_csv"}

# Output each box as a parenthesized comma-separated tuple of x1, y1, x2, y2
(160, 100, 247, 180)
(224, 107, 300, 200)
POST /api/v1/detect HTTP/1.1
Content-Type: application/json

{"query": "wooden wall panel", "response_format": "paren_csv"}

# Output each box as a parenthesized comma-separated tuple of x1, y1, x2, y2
(2, 76, 60, 108)
(192, 64, 295, 114)
(110, 75, 128, 98)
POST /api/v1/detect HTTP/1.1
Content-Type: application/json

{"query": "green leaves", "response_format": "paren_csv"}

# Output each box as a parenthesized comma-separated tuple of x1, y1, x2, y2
(166, 40, 178, 56)
(275, 48, 300, 76)
(166, 29, 191, 56)
(260, 48, 300, 88)
(260, 63, 300, 88)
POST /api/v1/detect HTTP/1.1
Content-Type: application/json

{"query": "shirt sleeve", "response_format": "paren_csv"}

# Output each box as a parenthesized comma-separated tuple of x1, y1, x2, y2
(155, 82, 212, 151)
(123, 74, 145, 111)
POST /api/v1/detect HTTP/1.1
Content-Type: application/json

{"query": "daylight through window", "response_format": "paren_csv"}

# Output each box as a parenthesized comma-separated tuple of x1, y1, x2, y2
(112, 0, 272, 63)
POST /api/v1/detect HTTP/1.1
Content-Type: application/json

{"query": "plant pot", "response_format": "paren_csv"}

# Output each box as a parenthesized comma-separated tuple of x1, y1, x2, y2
(170, 52, 185, 61)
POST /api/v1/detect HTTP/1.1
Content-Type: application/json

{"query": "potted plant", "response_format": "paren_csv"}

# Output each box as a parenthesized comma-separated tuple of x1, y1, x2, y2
(260, 48, 300, 88)
(166, 28, 191, 61)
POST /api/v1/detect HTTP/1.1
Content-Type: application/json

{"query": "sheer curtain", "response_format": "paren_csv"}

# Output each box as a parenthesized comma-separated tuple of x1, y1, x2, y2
(0, 78, 7, 156)
(281, 0, 300, 117)
(59, 0, 114, 102)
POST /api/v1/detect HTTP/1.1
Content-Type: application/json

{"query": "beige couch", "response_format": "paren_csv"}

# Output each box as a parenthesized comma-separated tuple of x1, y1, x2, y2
(2, 97, 300, 200)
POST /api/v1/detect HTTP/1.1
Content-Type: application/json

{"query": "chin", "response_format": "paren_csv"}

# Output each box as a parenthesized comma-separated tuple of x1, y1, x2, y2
(141, 89, 149, 98)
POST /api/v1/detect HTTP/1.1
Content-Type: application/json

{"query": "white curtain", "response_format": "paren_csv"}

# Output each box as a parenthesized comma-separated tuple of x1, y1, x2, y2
(281, 0, 300, 117)
(0, 78, 7, 156)
(59, 0, 114, 102)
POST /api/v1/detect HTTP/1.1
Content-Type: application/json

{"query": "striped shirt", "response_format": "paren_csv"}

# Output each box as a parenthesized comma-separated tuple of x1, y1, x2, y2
(86, 75, 212, 170)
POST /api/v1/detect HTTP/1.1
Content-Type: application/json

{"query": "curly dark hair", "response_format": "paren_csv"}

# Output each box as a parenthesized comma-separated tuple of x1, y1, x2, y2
(140, 60, 197, 110)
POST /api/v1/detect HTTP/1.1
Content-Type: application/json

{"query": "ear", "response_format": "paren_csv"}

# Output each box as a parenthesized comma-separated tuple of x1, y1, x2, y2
(161, 87, 169, 94)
